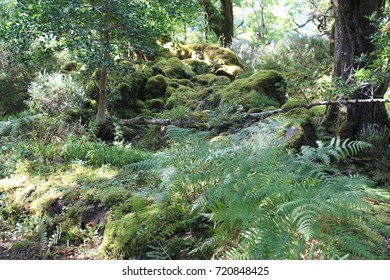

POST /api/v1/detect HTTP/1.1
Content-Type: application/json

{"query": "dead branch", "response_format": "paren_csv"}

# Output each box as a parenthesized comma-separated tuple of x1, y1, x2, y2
(247, 98, 390, 119)
(118, 99, 390, 127)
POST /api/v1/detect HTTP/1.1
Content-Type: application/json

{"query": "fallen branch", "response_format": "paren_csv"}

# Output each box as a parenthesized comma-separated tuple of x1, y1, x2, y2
(118, 99, 390, 127)
(118, 116, 204, 128)
(247, 98, 390, 119)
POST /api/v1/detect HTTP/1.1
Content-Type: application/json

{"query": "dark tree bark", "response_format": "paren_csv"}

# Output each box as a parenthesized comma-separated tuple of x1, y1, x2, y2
(324, 0, 389, 138)
(197, 0, 234, 47)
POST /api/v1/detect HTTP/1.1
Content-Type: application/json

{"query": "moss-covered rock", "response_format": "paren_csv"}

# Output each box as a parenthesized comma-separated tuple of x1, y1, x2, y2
(191, 73, 218, 86)
(182, 59, 211, 75)
(143, 74, 168, 100)
(145, 98, 165, 110)
(214, 65, 244, 80)
(284, 108, 317, 149)
(219, 70, 286, 111)
(281, 97, 308, 112)
(169, 78, 194, 88)
(165, 86, 202, 109)
(174, 44, 243, 68)
(152, 57, 195, 79)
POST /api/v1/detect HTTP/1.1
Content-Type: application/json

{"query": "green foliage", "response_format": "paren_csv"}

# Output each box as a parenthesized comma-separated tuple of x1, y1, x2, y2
(131, 121, 387, 259)
(232, 35, 331, 75)
(219, 70, 286, 111)
(27, 71, 87, 116)
(0, 45, 29, 115)
(61, 135, 148, 167)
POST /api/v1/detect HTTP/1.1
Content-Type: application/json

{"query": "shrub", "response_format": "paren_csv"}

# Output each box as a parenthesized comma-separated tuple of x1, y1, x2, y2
(27, 71, 87, 116)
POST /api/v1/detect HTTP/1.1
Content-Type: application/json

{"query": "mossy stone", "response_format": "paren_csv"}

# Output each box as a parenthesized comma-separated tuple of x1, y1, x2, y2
(169, 78, 194, 88)
(152, 57, 195, 79)
(145, 99, 165, 110)
(165, 86, 201, 109)
(182, 59, 211, 75)
(281, 98, 307, 112)
(143, 74, 168, 99)
(174, 44, 243, 68)
(191, 73, 218, 85)
(220, 70, 286, 111)
(214, 65, 244, 80)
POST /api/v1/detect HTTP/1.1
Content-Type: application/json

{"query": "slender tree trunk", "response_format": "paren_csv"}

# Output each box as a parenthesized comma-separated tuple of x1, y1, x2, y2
(97, 1, 109, 125)
(324, 0, 389, 138)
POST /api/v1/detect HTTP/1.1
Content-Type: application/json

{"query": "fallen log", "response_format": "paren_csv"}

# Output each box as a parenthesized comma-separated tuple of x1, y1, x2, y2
(118, 99, 390, 126)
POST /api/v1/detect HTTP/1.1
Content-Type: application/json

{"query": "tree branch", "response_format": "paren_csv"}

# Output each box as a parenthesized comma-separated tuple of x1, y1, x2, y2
(118, 99, 390, 127)
(247, 98, 390, 119)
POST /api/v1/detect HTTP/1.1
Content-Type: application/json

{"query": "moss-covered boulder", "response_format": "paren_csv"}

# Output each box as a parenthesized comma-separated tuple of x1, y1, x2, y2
(191, 73, 218, 86)
(214, 65, 244, 80)
(219, 70, 286, 111)
(152, 57, 195, 79)
(169, 78, 194, 88)
(145, 98, 165, 110)
(174, 44, 243, 68)
(182, 59, 211, 75)
(165, 85, 202, 109)
(143, 74, 168, 100)
(284, 108, 317, 149)
(191, 74, 231, 87)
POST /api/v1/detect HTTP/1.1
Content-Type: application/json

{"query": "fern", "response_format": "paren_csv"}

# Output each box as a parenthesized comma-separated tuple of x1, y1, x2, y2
(129, 119, 388, 260)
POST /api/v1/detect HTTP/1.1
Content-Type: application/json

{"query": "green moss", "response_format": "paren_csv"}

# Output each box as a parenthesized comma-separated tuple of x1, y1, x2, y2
(203, 45, 243, 66)
(165, 86, 202, 109)
(182, 59, 210, 75)
(152, 57, 195, 79)
(281, 98, 307, 112)
(309, 105, 326, 117)
(145, 99, 165, 110)
(220, 70, 286, 111)
(191, 74, 218, 85)
(169, 78, 194, 88)
(285, 108, 313, 122)
(101, 201, 176, 259)
(143, 74, 168, 100)
(212, 76, 231, 86)
(214, 65, 244, 80)
(65, 108, 95, 123)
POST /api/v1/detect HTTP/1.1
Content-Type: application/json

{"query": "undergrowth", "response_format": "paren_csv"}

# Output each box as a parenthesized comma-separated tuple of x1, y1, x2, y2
(126, 119, 389, 260)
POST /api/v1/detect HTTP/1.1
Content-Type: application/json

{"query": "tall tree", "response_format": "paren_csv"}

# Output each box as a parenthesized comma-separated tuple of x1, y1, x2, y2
(325, 0, 389, 138)
(197, 0, 234, 47)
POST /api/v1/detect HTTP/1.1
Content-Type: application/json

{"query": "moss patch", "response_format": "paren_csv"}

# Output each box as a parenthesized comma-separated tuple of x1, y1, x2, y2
(214, 65, 244, 80)
(182, 59, 210, 75)
(152, 58, 195, 79)
(174, 44, 243, 68)
(165, 86, 203, 109)
(143, 74, 168, 100)
(219, 70, 286, 111)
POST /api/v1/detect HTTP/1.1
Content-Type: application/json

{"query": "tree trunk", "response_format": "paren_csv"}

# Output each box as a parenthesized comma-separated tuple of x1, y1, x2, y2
(97, 1, 109, 126)
(324, 0, 389, 139)
(197, 0, 234, 47)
